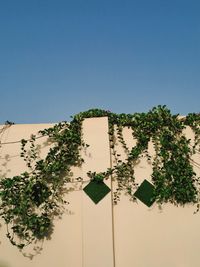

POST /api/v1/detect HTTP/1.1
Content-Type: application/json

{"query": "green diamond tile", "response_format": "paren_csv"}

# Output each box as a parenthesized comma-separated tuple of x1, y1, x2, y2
(134, 179, 155, 207)
(83, 180, 111, 204)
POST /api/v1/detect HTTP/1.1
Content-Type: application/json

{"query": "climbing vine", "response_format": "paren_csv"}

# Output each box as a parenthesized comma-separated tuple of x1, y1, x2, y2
(0, 105, 200, 249)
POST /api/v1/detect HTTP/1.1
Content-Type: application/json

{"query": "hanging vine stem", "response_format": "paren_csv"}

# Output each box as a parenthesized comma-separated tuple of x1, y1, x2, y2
(0, 105, 200, 249)
(0, 121, 15, 148)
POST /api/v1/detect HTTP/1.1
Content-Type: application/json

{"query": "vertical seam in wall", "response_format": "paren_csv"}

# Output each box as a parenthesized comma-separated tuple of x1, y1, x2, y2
(81, 120, 85, 267)
(107, 118, 116, 267)
(81, 180, 84, 267)
(81, 119, 86, 267)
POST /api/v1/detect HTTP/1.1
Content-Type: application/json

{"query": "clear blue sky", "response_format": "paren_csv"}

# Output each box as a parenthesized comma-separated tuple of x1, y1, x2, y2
(0, 0, 199, 123)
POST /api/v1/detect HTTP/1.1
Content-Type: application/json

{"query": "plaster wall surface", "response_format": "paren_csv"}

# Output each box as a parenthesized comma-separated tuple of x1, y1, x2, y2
(0, 118, 200, 267)
(112, 126, 200, 267)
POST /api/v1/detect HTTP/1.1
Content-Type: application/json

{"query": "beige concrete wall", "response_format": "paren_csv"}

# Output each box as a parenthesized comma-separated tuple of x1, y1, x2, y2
(81, 118, 114, 267)
(112, 126, 200, 267)
(0, 124, 83, 267)
(0, 119, 200, 267)
(0, 118, 113, 267)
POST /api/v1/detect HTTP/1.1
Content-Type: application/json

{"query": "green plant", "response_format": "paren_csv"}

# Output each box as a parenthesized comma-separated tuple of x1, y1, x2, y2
(0, 105, 200, 249)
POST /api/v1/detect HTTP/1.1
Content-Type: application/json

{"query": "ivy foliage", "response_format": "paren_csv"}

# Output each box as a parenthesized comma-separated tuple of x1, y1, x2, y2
(0, 105, 200, 249)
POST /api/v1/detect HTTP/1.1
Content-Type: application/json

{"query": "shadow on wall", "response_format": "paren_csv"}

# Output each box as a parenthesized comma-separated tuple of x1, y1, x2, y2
(0, 262, 10, 267)
(0, 131, 83, 261)
(0, 137, 53, 179)
(0, 154, 11, 178)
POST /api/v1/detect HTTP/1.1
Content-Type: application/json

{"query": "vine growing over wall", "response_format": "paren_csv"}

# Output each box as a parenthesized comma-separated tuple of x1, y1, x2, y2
(0, 105, 200, 249)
